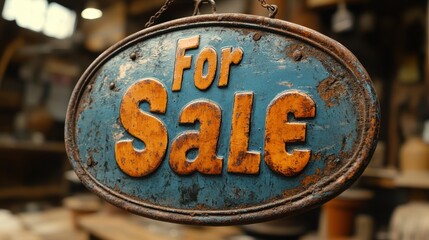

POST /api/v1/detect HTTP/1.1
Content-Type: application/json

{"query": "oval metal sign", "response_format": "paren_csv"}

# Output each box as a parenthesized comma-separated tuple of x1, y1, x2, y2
(66, 14, 379, 225)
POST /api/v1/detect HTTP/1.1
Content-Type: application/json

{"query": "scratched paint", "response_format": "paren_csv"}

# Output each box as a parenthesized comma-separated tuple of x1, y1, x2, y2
(66, 14, 379, 225)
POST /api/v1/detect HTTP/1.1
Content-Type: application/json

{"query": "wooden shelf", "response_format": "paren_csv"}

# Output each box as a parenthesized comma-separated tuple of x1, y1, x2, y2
(0, 140, 65, 153)
(0, 139, 68, 200)
(361, 168, 397, 189)
(0, 185, 66, 199)
(395, 172, 429, 189)
(361, 168, 429, 190)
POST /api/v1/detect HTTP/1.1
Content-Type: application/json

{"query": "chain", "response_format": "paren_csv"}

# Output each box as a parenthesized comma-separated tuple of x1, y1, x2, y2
(144, 0, 176, 28)
(193, 0, 217, 16)
(257, 0, 278, 18)
(145, 0, 278, 28)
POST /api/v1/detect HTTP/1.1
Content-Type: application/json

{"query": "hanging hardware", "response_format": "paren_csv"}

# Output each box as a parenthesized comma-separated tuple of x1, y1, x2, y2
(257, 0, 278, 18)
(145, 0, 279, 29)
(193, 0, 217, 16)
(144, 0, 176, 28)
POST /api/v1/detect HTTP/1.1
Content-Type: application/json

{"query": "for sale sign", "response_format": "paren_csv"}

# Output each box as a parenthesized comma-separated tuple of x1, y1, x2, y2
(65, 14, 379, 225)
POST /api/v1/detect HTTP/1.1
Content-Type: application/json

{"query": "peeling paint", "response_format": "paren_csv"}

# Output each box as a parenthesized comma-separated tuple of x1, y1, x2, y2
(279, 81, 293, 87)
(317, 76, 346, 107)
(119, 63, 133, 79)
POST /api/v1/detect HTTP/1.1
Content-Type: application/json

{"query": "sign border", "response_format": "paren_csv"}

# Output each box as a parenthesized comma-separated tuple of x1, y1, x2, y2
(65, 13, 379, 225)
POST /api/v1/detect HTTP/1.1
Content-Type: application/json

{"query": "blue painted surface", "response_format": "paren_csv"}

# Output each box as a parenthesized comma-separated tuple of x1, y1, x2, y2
(75, 26, 362, 210)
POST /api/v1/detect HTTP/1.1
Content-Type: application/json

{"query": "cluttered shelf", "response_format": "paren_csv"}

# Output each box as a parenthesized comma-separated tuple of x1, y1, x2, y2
(0, 138, 68, 200)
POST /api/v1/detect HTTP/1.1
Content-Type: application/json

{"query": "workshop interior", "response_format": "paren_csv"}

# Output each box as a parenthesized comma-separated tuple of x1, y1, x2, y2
(0, 0, 428, 239)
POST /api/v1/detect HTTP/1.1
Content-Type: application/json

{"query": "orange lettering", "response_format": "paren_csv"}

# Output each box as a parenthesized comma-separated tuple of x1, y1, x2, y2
(172, 35, 200, 91)
(218, 47, 243, 87)
(227, 92, 261, 174)
(194, 47, 217, 90)
(264, 91, 316, 176)
(169, 100, 223, 175)
(115, 78, 168, 177)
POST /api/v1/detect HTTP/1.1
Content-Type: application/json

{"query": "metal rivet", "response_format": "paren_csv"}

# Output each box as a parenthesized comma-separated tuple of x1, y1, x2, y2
(130, 52, 137, 61)
(109, 82, 115, 90)
(253, 33, 262, 41)
(293, 50, 303, 61)
(87, 157, 93, 167)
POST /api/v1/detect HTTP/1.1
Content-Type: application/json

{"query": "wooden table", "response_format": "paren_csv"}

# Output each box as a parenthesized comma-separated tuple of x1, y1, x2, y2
(78, 213, 242, 240)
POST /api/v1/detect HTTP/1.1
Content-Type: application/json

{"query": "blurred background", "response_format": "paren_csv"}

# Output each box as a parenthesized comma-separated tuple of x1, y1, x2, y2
(0, 0, 428, 239)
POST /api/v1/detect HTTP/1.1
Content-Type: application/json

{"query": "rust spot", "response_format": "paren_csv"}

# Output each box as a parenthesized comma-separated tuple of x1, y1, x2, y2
(282, 186, 303, 198)
(233, 152, 246, 167)
(317, 76, 346, 107)
(302, 174, 319, 186)
(322, 154, 340, 175)
(312, 152, 322, 161)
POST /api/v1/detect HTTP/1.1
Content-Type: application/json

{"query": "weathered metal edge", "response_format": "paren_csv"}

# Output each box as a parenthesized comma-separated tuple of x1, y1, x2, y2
(65, 13, 380, 225)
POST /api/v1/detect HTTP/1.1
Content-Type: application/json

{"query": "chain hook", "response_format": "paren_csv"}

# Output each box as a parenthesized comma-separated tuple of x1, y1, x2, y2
(257, 0, 278, 18)
(193, 0, 217, 16)
(268, 5, 278, 18)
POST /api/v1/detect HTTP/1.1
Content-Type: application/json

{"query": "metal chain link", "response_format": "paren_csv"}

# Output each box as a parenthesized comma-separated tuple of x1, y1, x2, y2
(144, 0, 176, 28)
(145, 0, 278, 28)
(257, 0, 278, 18)
(193, 0, 217, 16)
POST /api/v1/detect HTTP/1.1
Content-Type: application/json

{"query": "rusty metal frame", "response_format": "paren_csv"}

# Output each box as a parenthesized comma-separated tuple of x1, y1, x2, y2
(65, 13, 379, 225)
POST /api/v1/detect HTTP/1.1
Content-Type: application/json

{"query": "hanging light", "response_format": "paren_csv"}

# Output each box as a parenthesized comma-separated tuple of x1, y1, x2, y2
(81, 1, 102, 20)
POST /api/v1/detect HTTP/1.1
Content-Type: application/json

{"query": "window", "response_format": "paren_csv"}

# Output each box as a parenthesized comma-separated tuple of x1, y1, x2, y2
(2, 0, 76, 39)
